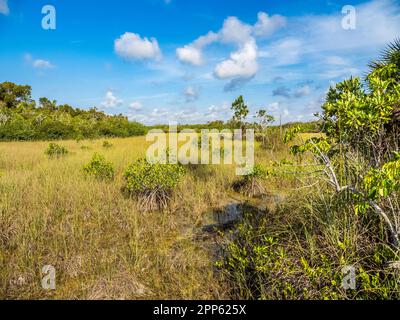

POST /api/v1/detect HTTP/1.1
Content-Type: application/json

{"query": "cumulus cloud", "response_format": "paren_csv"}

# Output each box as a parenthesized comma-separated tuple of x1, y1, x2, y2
(176, 11, 286, 71)
(114, 32, 162, 61)
(24, 54, 54, 69)
(219, 16, 253, 44)
(176, 31, 218, 66)
(101, 91, 123, 109)
(176, 46, 203, 66)
(214, 39, 258, 79)
(253, 12, 287, 38)
(0, 0, 9, 15)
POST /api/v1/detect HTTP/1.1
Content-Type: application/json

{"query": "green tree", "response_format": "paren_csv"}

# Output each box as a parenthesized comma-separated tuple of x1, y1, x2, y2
(39, 97, 57, 111)
(255, 109, 275, 148)
(231, 96, 249, 133)
(287, 42, 400, 248)
(0, 82, 32, 109)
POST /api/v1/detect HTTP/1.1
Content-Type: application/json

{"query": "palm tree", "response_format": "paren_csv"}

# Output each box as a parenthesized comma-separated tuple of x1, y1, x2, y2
(369, 38, 400, 71)
(369, 39, 400, 123)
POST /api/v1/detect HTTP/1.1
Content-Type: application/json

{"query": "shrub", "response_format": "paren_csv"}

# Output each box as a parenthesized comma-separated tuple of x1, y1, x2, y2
(102, 140, 113, 149)
(45, 143, 69, 159)
(232, 164, 270, 197)
(123, 158, 186, 211)
(83, 153, 114, 181)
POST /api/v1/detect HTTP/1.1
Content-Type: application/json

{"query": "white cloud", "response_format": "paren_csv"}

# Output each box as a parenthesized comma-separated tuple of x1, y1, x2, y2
(321, 67, 360, 79)
(176, 11, 286, 70)
(129, 101, 142, 110)
(176, 46, 203, 66)
(205, 103, 230, 119)
(101, 91, 123, 109)
(325, 56, 349, 66)
(219, 16, 253, 44)
(184, 86, 198, 101)
(259, 38, 302, 65)
(176, 31, 218, 65)
(253, 12, 287, 38)
(214, 39, 258, 79)
(114, 32, 162, 61)
(261, 0, 400, 67)
(0, 0, 9, 15)
(33, 59, 54, 69)
(193, 31, 219, 47)
(303, 0, 400, 53)
(24, 54, 54, 69)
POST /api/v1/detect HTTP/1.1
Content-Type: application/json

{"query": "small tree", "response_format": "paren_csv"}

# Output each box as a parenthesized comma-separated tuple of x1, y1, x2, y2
(255, 109, 275, 148)
(45, 143, 69, 159)
(123, 159, 186, 211)
(286, 41, 400, 249)
(83, 153, 115, 181)
(231, 96, 249, 133)
(232, 164, 271, 197)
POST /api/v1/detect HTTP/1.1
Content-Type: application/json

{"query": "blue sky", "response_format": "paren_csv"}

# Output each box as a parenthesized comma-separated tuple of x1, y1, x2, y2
(1, 0, 400, 124)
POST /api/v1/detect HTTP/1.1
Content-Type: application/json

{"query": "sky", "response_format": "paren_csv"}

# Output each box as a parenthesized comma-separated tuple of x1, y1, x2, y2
(0, 0, 400, 125)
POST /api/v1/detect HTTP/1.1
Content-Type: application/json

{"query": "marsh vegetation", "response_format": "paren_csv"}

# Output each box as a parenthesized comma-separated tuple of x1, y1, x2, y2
(0, 41, 399, 300)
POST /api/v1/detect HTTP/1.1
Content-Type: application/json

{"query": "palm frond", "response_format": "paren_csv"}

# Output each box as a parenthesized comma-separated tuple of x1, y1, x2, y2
(368, 38, 400, 72)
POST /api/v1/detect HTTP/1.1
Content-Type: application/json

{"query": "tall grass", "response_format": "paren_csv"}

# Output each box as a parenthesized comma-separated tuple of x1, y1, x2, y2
(0, 137, 242, 299)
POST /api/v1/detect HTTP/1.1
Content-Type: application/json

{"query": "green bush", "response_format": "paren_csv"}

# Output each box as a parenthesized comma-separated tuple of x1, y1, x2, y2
(45, 143, 69, 158)
(232, 164, 270, 197)
(123, 158, 186, 211)
(102, 140, 113, 149)
(83, 153, 115, 181)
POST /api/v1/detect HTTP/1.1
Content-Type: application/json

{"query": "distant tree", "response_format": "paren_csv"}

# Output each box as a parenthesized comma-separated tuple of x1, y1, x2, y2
(255, 109, 275, 130)
(255, 109, 275, 148)
(0, 82, 148, 141)
(231, 96, 249, 133)
(207, 120, 225, 131)
(0, 82, 32, 109)
(39, 97, 57, 111)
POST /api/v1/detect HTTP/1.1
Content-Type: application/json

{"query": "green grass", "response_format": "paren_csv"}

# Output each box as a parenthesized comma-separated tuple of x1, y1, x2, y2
(1, 133, 397, 300)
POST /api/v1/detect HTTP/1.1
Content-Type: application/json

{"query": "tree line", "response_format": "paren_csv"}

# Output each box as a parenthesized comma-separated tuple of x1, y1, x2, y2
(0, 82, 146, 141)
